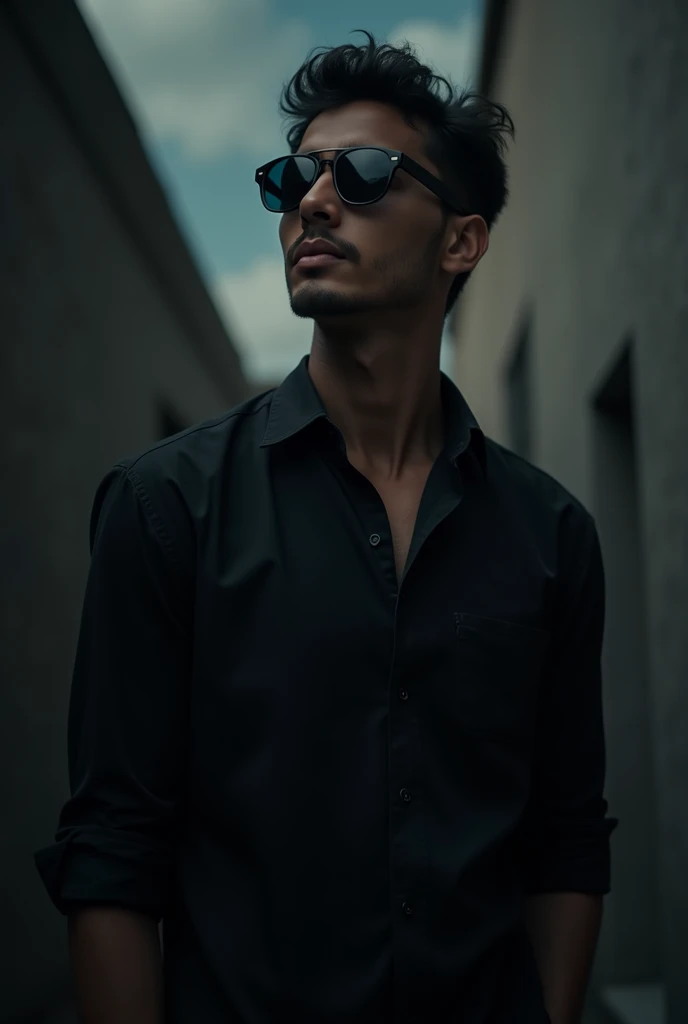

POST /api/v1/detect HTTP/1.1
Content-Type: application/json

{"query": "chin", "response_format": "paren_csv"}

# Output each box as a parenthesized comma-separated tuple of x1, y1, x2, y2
(289, 283, 370, 320)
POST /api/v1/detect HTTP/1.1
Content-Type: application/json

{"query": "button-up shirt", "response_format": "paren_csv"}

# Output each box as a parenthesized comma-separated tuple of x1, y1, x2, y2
(35, 355, 617, 1023)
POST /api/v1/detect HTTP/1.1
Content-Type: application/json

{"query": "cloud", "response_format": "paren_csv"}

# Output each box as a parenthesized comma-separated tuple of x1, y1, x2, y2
(213, 257, 311, 382)
(77, 0, 311, 160)
(389, 12, 480, 86)
(78, 1, 479, 163)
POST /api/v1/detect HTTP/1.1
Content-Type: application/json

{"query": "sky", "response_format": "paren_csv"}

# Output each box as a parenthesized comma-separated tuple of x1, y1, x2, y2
(77, 0, 485, 383)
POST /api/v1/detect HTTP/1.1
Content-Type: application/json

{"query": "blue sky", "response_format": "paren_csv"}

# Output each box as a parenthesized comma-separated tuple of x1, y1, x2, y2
(78, 0, 484, 381)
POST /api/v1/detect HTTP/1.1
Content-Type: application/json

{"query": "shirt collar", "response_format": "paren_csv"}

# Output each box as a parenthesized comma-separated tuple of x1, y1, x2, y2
(260, 355, 485, 474)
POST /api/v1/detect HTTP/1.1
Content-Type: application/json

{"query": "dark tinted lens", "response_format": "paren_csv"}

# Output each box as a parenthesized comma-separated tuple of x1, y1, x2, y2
(335, 149, 392, 204)
(263, 156, 316, 211)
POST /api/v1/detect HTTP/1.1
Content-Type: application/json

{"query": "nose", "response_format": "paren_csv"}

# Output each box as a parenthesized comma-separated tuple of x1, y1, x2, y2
(298, 160, 343, 228)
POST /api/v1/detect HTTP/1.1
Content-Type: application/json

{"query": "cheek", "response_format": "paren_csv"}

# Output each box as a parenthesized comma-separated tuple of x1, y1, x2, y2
(367, 224, 418, 270)
(279, 214, 299, 254)
(361, 205, 422, 255)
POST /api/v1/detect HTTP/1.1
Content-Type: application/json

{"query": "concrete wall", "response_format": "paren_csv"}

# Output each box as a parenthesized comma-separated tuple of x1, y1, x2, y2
(0, 3, 246, 1019)
(454, 1, 688, 1020)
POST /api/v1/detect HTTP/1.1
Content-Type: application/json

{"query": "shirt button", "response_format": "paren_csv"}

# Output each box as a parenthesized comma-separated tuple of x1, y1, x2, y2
(400, 788, 412, 803)
(369, 533, 381, 547)
(399, 688, 409, 701)
(402, 901, 413, 916)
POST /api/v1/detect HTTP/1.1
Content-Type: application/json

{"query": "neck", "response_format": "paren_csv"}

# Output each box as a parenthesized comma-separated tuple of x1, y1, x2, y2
(307, 312, 445, 480)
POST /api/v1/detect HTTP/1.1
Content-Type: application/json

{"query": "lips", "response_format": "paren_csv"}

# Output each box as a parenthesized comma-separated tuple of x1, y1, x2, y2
(295, 253, 342, 270)
(292, 239, 346, 266)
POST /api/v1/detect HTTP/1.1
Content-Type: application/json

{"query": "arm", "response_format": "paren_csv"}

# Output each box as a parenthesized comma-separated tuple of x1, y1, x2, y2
(525, 892, 602, 1024)
(68, 907, 163, 1024)
(521, 512, 617, 1024)
(34, 464, 193, 1022)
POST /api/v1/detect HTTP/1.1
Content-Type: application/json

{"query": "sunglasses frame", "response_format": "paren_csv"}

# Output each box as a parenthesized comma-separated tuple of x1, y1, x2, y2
(254, 146, 468, 215)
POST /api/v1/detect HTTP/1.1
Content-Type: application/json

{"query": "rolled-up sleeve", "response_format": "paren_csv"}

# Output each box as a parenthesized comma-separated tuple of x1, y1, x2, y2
(34, 463, 192, 921)
(522, 509, 618, 895)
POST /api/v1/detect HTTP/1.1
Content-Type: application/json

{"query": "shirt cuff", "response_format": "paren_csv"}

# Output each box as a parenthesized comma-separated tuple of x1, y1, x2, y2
(34, 825, 173, 920)
(521, 813, 619, 895)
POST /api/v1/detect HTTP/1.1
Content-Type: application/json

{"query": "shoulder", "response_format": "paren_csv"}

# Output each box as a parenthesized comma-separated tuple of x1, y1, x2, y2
(94, 389, 276, 548)
(117, 388, 274, 500)
(483, 437, 596, 554)
(482, 440, 603, 621)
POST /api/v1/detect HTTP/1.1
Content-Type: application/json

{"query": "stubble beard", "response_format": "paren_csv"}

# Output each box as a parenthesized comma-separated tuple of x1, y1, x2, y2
(288, 279, 380, 320)
(287, 257, 434, 322)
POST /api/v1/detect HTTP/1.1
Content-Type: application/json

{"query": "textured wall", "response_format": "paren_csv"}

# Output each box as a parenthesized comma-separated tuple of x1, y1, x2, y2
(454, 1, 688, 1019)
(0, 7, 246, 1020)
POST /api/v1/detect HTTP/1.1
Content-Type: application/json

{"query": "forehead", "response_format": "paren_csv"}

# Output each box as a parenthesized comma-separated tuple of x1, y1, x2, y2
(297, 100, 431, 163)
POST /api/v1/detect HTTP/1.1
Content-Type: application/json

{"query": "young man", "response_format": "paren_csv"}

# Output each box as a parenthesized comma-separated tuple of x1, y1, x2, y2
(36, 33, 616, 1024)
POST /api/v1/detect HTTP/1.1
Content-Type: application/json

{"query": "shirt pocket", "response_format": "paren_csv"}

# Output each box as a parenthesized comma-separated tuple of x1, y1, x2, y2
(453, 612, 549, 739)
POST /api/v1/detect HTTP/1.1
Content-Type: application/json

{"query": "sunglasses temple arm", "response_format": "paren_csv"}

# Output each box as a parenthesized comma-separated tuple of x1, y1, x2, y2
(400, 155, 466, 214)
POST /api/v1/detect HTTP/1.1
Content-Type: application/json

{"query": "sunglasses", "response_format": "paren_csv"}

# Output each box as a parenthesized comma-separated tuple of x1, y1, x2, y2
(254, 146, 467, 214)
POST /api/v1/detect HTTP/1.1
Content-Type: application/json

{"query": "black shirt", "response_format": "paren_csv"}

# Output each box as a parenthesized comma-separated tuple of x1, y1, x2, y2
(35, 356, 616, 1023)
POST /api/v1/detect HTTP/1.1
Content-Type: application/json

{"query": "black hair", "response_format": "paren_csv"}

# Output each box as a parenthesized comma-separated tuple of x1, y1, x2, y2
(280, 30, 515, 314)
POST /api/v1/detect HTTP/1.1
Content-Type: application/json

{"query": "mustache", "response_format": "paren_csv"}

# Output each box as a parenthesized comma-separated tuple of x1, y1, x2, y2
(287, 230, 361, 266)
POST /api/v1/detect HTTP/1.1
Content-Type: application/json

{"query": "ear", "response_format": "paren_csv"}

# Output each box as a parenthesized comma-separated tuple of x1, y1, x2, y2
(441, 214, 489, 277)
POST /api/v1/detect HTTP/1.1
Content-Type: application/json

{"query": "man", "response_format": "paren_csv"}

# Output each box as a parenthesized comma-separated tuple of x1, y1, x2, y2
(36, 32, 616, 1024)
